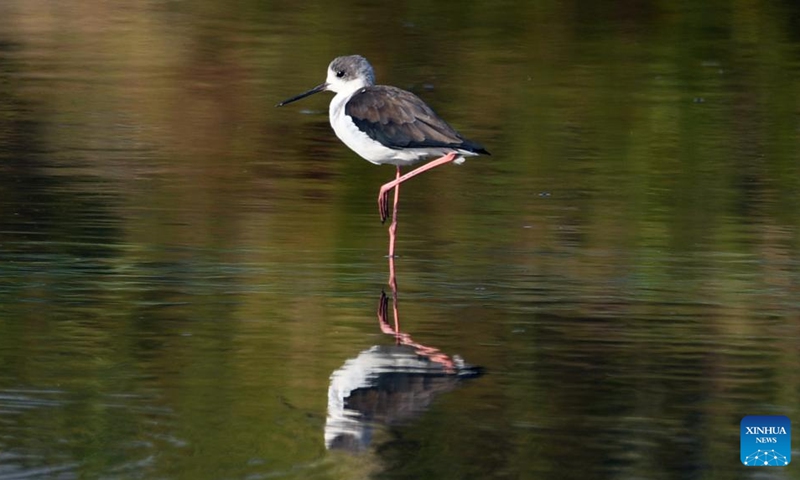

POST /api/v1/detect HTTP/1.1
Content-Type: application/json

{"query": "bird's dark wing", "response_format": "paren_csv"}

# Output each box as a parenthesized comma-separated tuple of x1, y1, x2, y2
(345, 86, 489, 154)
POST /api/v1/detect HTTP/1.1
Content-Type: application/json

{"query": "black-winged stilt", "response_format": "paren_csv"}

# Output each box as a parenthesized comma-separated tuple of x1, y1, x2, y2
(277, 55, 489, 257)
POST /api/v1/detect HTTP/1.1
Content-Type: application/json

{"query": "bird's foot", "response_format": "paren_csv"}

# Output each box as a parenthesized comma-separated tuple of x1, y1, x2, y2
(378, 186, 391, 223)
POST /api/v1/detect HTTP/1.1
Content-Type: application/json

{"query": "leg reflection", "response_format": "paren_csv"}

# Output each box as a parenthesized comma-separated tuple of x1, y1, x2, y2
(326, 292, 483, 452)
(377, 290, 455, 372)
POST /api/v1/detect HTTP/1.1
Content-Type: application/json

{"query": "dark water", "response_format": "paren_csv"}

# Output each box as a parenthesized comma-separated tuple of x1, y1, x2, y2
(1, 1, 799, 479)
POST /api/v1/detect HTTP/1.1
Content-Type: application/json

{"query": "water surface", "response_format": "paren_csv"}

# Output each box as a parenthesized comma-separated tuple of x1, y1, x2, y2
(1, 1, 799, 479)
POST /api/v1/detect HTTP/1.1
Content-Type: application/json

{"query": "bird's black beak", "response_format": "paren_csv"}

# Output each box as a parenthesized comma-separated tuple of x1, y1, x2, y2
(276, 83, 328, 107)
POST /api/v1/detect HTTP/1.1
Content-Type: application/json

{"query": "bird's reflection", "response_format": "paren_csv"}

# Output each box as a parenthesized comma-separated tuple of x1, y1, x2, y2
(325, 291, 482, 452)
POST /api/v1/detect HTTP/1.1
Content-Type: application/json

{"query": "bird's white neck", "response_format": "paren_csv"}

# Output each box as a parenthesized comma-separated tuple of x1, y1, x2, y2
(329, 79, 370, 119)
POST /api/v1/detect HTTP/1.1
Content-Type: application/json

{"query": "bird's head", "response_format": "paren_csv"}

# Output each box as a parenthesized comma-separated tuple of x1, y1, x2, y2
(277, 55, 375, 107)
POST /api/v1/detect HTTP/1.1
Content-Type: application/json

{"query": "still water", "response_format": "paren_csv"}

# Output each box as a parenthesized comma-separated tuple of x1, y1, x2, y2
(1, 1, 799, 479)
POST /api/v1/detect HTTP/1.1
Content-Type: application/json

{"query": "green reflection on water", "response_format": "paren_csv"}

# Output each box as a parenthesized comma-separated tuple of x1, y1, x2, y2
(1, 0, 799, 479)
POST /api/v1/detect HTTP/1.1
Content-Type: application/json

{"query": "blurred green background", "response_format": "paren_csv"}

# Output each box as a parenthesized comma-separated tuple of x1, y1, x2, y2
(1, 1, 798, 479)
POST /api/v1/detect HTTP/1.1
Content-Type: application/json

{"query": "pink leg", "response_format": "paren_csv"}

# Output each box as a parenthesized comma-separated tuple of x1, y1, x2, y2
(378, 152, 459, 223)
(375, 153, 459, 349)
(376, 290, 455, 371)
(388, 166, 401, 332)
(388, 166, 401, 259)
(389, 254, 400, 334)
(377, 290, 395, 336)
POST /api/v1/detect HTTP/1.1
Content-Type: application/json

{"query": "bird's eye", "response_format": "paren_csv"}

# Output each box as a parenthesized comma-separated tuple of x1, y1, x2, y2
(335, 70, 345, 78)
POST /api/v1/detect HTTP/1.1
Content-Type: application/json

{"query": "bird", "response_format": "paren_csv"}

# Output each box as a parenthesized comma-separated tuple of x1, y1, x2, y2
(325, 290, 483, 452)
(276, 55, 489, 265)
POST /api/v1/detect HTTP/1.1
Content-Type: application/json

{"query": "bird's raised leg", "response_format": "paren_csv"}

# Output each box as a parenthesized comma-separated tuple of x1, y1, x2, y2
(378, 152, 459, 223)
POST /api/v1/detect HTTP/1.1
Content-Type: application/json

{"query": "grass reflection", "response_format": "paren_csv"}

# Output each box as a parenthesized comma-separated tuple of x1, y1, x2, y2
(0, 0, 799, 478)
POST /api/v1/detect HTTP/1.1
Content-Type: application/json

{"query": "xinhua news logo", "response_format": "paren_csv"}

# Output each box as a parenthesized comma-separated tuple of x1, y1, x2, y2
(741, 415, 791, 466)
